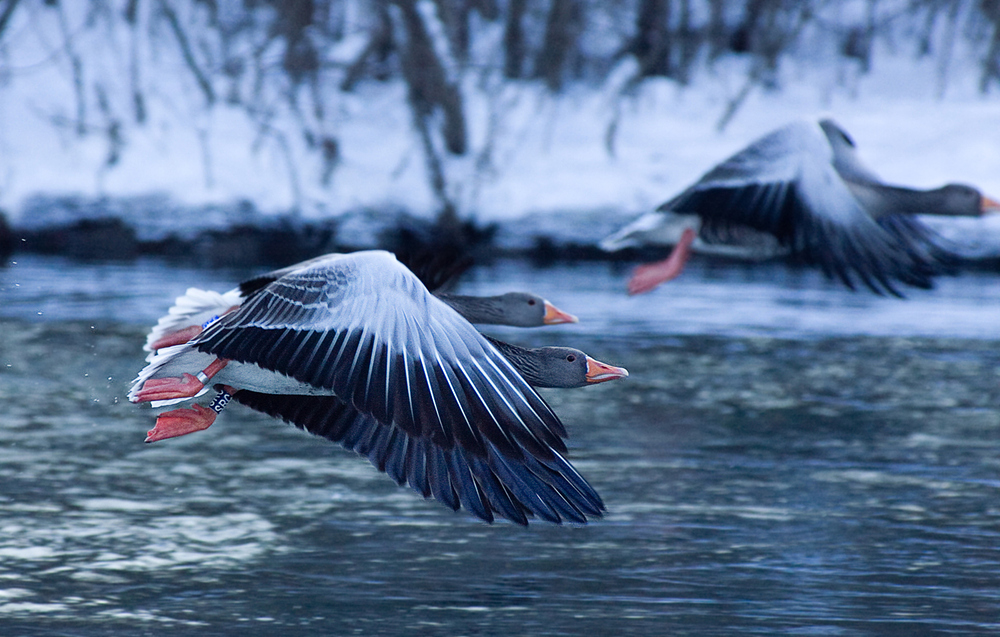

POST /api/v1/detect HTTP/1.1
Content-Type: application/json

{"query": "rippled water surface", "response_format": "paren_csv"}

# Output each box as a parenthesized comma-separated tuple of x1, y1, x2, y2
(1, 255, 999, 635)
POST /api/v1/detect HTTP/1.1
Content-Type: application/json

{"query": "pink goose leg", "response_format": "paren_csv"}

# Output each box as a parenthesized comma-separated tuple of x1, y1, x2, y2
(627, 227, 697, 295)
(133, 358, 230, 403)
(146, 386, 238, 443)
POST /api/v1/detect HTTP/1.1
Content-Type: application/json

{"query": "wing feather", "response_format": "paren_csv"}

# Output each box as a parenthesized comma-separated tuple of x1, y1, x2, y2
(232, 390, 604, 525)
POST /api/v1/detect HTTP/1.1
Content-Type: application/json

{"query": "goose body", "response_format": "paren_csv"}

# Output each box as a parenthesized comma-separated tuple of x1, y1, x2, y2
(601, 118, 1000, 296)
(130, 250, 627, 525)
(145, 263, 576, 355)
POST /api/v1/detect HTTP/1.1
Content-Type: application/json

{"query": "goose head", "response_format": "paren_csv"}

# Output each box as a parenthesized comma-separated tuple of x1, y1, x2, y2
(443, 292, 578, 327)
(934, 184, 1000, 217)
(521, 346, 629, 388)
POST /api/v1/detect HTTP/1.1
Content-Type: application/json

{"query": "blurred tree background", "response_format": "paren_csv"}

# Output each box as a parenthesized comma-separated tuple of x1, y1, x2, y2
(1, 0, 998, 218)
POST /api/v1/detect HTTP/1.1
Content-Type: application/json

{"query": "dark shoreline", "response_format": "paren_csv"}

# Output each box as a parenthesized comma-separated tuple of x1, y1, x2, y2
(1, 202, 670, 268)
(4, 200, 1000, 274)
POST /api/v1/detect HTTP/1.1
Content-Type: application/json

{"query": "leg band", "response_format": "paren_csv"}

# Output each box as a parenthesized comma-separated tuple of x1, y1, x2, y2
(208, 389, 233, 414)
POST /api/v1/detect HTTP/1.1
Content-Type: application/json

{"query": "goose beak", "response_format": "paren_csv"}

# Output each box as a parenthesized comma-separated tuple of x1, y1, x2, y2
(585, 356, 629, 383)
(543, 301, 579, 325)
(981, 195, 1000, 215)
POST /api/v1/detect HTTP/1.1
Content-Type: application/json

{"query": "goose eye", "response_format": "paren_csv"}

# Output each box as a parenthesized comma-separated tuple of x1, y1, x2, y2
(527, 299, 537, 306)
(566, 355, 576, 362)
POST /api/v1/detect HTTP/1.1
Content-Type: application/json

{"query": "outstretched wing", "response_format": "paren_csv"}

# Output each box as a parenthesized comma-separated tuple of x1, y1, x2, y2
(394, 245, 474, 293)
(192, 251, 590, 505)
(234, 391, 604, 525)
(238, 247, 472, 298)
(664, 120, 950, 296)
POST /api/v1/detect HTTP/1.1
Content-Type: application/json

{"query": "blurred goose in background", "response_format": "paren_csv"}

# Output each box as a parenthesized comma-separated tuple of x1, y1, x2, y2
(601, 118, 1000, 296)
(130, 250, 628, 525)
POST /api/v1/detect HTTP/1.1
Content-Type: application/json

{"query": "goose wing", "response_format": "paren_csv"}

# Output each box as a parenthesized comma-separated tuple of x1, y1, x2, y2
(237, 247, 471, 298)
(233, 391, 603, 525)
(664, 120, 946, 295)
(192, 250, 580, 486)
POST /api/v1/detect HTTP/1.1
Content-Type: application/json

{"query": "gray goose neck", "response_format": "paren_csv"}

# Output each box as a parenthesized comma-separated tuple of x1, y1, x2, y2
(844, 181, 960, 218)
(483, 337, 549, 387)
(438, 294, 507, 325)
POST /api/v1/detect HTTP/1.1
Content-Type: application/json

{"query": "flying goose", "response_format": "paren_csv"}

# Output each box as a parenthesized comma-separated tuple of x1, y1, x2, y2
(130, 250, 627, 525)
(601, 118, 1000, 296)
(145, 263, 577, 353)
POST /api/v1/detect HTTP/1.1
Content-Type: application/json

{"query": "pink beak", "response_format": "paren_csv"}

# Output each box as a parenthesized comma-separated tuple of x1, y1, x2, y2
(543, 301, 579, 325)
(981, 194, 1000, 214)
(585, 357, 629, 383)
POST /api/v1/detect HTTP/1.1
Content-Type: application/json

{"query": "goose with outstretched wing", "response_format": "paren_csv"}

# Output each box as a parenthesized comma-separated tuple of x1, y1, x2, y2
(130, 250, 627, 525)
(601, 119, 999, 296)
(144, 255, 578, 354)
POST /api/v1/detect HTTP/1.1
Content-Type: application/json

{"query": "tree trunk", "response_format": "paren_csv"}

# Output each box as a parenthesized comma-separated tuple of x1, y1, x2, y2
(395, 0, 466, 155)
(433, 0, 469, 64)
(275, 0, 319, 82)
(675, 0, 699, 83)
(840, 0, 877, 74)
(471, 0, 498, 21)
(503, 0, 528, 79)
(632, 0, 671, 78)
(980, 0, 1000, 92)
(706, 0, 727, 60)
(535, 0, 580, 91)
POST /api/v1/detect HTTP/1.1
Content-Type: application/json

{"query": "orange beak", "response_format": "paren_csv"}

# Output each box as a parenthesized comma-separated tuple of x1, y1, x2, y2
(584, 356, 629, 384)
(542, 301, 579, 325)
(981, 194, 1000, 214)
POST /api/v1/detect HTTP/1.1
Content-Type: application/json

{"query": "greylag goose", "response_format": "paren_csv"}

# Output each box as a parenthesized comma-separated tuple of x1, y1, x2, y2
(130, 250, 627, 525)
(146, 264, 577, 352)
(601, 118, 1000, 296)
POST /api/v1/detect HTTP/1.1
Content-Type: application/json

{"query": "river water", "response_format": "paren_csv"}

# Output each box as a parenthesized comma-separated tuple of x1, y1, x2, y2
(1, 254, 999, 635)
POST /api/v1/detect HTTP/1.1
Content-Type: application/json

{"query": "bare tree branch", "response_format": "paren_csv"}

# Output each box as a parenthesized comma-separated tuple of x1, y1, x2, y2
(0, 0, 21, 44)
(394, 0, 467, 155)
(157, 0, 216, 106)
(935, 0, 963, 98)
(54, 1, 86, 136)
(126, 0, 147, 124)
(715, 63, 760, 132)
(716, 1, 815, 131)
(340, 2, 393, 91)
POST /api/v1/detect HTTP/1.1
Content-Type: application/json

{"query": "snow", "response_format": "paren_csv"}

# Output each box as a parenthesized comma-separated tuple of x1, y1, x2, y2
(1, 3, 999, 250)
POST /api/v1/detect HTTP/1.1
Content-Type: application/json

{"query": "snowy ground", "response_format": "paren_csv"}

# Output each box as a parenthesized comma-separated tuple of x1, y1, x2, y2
(1, 9, 999, 249)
